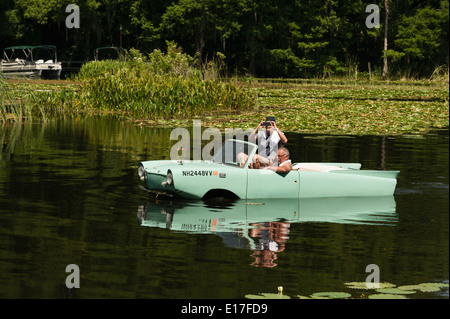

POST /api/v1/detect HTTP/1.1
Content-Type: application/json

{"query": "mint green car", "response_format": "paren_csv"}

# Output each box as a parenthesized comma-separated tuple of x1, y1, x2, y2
(138, 139, 399, 200)
(138, 196, 397, 236)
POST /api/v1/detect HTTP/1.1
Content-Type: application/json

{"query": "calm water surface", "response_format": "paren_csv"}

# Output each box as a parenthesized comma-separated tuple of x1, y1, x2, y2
(0, 118, 448, 299)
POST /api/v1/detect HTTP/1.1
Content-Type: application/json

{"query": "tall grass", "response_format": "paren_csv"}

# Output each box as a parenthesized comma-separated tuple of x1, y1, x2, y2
(2, 43, 255, 123)
(430, 64, 449, 82)
(1, 74, 80, 123)
(0, 74, 33, 123)
(74, 42, 257, 119)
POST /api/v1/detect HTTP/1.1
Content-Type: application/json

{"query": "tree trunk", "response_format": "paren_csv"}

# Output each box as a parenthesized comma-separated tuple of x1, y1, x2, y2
(248, 10, 258, 75)
(195, 30, 205, 63)
(382, 0, 389, 80)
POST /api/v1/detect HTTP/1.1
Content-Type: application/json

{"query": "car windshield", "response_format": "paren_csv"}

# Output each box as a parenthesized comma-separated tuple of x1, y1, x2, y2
(211, 139, 256, 167)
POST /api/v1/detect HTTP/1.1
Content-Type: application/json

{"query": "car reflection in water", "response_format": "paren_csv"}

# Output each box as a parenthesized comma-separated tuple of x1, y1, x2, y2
(137, 196, 397, 268)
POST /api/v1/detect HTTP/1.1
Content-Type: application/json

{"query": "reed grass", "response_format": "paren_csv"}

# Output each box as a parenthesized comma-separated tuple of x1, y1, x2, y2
(1, 74, 33, 123)
(1, 43, 256, 123)
(74, 42, 257, 119)
(1, 75, 81, 123)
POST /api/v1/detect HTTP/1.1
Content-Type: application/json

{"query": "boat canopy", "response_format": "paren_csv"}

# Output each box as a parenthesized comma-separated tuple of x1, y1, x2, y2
(94, 46, 126, 61)
(3, 45, 58, 62)
(4, 45, 57, 50)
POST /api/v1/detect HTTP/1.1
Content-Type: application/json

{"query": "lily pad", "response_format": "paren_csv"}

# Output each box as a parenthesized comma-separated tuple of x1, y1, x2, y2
(375, 288, 416, 295)
(343, 282, 395, 290)
(397, 283, 447, 292)
(368, 293, 409, 299)
(311, 292, 351, 299)
(245, 293, 290, 299)
(424, 282, 449, 288)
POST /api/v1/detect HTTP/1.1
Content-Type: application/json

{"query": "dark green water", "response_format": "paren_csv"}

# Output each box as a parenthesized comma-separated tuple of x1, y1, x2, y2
(0, 118, 448, 299)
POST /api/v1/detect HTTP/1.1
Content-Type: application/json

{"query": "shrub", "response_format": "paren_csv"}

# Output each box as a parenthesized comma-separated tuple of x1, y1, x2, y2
(75, 42, 256, 119)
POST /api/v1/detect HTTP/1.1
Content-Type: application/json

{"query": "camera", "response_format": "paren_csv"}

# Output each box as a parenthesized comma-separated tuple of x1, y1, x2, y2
(262, 121, 272, 127)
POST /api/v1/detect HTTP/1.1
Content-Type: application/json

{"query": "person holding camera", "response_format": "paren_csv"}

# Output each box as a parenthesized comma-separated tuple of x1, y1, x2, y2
(241, 116, 288, 168)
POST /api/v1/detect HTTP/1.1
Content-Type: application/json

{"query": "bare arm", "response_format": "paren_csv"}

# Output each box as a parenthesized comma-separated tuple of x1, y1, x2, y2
(249, 121, 264, 143)
(272, 122, 288, 144)
(264, 162, 292, 173)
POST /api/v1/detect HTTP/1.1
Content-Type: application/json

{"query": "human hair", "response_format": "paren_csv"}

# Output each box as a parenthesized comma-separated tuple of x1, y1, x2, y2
(279, 147, 289, 158)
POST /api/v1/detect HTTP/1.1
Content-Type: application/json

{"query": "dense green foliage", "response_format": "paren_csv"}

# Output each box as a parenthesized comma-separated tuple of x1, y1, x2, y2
(1, 0, 448, 78)
(1, 43, 257, 121)
(74, 43, 256, 118)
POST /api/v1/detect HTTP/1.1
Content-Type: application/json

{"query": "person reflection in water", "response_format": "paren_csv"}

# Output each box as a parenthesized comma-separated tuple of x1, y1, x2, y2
(249, 221, 290, 268)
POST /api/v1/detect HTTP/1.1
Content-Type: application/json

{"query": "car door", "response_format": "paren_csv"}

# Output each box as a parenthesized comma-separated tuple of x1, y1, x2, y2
(246, 169, 300, 199)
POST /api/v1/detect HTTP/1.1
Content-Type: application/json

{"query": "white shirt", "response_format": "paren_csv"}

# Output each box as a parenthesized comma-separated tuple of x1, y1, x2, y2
(256, 130, 281, 160)
(279, 159, 291, 167)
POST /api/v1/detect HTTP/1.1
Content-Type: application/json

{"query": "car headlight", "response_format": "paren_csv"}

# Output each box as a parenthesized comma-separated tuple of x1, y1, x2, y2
(166, 172, 173, 185)
(138, 165, 146, 181)
(162, 171, 173, 187)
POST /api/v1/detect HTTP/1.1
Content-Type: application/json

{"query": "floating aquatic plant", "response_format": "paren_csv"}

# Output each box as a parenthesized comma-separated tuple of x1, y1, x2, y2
(245, 293, 290, 299)
(311, 292, 351, 299)
(2, 73, 447, 136)
(368, 294, 410, 299)
(246, 281, 447, 299)
(375, 288, 416, 295)
(343, 282, 396, 290)
(397, 283, 448, 293)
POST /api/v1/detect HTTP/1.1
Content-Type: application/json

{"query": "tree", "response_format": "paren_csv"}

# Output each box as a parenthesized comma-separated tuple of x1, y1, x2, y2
(382, 0, 389, 79)
(129, 0, 171, 51)
(160, 0, 217, 62)
(0, 0, 447, 77)
(394, 2, 449, 76)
